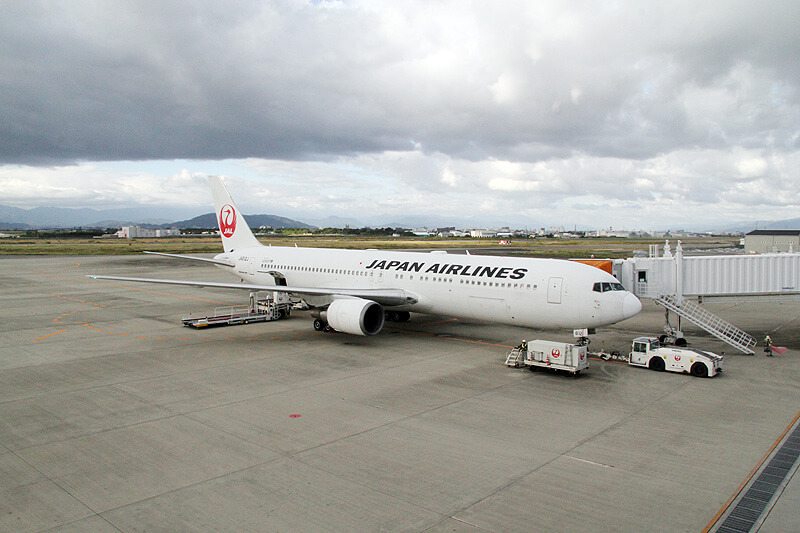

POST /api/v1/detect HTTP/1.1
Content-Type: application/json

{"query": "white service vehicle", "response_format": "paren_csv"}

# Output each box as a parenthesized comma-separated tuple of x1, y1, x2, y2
(181, 291, 292, 328)
(628, 337, 722, 377)
(506, 339, 589, 375)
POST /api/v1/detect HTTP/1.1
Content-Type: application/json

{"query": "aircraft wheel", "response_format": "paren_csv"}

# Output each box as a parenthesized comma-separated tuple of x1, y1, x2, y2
(690, 362, 708, 377)
(388, 311, 401, 322)
(649, 357, 665, 372)
(398, 311, 411, 322)
(675, 337, 687, 347)
(313, 319, 325, 331)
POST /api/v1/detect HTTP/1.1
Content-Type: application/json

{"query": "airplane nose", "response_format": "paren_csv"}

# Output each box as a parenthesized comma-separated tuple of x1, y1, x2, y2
(622, 293, 642, 319)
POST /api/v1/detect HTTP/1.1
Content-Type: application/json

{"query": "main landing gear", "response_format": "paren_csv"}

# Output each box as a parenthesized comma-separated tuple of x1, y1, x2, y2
(313, 318, 334, 332)
(385, 310, 411, 323)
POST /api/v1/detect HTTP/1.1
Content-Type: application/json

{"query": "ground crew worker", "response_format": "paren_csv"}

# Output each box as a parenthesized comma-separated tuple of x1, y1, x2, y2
(764, 335, 773, 356)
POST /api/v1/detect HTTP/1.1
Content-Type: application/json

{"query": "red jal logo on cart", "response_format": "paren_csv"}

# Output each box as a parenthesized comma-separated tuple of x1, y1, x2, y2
(551, 349, 561, 358)
(674, 355, 681, 361)
(219, 204, 237, 237)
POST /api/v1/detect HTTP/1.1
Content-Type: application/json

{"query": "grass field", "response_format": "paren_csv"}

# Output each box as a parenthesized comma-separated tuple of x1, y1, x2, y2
(0, 235, 741, 259)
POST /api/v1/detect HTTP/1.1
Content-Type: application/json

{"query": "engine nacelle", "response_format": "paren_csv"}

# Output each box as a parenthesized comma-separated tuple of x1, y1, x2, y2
(323, 298, 385, 336)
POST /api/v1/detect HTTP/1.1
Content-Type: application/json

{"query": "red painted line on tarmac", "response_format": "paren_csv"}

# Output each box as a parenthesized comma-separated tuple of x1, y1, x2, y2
(34, 329, 69, 342)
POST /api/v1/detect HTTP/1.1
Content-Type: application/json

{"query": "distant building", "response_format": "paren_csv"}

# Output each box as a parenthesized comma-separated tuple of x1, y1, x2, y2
(437, 229, 467, 237)
(117, 226, 180, 239)
(594, 229, 634, 238)
(470, 229, 497, 238)
(744, 230, 800, 253)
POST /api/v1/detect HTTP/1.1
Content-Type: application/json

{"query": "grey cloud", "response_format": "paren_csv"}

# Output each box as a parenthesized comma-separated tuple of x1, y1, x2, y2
(1, 0, 799, 169)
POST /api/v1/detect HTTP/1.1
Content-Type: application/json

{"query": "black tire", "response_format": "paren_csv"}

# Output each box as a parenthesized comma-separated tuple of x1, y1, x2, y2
(398, 311, 411, 322)
(313, 319, 324, 331)
(649, 357, 665, 371)
(658, 334, 668, 344)
(690, 362, 708, 378)
(388, 311, 401, 322)
(675, 338, 688, 347)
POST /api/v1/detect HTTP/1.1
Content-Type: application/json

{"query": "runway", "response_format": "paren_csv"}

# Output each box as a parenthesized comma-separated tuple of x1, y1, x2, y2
(1, 254, 798, 531)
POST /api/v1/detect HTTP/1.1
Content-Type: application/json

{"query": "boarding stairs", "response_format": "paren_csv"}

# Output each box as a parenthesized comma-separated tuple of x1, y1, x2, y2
(654, 294, 757, 355)
(505, 347, 525, 367)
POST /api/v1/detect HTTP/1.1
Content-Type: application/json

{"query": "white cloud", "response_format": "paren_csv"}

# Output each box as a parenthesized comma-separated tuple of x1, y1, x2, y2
(0, 1, 799, 230)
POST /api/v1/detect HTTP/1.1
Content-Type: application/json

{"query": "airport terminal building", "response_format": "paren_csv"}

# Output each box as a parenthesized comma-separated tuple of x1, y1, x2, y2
(745, 229, 800, 253)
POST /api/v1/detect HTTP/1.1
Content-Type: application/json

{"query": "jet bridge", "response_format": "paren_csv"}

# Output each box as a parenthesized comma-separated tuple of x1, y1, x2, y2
(616, 242, 800, 355)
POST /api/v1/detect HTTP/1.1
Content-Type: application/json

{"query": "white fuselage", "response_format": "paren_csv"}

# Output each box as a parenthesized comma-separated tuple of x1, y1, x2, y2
(215, 246, 641, 329)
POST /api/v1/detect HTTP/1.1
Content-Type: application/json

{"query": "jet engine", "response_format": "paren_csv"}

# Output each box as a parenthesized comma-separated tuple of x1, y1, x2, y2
(323, 298, 385, 336)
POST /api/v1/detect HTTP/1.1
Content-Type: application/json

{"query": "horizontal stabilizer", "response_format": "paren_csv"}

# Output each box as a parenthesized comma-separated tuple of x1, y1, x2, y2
(143, 251, 236, 267)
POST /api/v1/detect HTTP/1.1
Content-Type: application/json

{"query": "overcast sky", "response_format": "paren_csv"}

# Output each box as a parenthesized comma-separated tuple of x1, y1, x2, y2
(1, 0, 798, 230)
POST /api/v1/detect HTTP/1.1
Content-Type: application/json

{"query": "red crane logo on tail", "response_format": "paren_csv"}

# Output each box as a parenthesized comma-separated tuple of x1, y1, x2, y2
(219, 204, 237, 238)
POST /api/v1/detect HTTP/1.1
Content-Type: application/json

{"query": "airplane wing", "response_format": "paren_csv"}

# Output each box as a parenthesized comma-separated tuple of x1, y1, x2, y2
(86, 275, 417, 307)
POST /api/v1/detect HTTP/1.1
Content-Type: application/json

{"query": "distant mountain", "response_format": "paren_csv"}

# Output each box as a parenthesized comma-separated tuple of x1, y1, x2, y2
(168, 213, 315, 230)
(370, 214, 548, 231)
(761, 218, 800, 230)
(0, 221, 31, 230)
(0, 204, 204, 229)
(725, 218, 800, 234)
(0, 204, 315, 230)
(305, 215, 366, 229)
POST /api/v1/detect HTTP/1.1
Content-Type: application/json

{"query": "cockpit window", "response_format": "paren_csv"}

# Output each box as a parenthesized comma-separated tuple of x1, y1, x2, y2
(593, 281, 627, 293)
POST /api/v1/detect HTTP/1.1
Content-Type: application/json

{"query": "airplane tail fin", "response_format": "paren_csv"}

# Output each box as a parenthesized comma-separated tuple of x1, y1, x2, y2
(208, 176, 262, 253)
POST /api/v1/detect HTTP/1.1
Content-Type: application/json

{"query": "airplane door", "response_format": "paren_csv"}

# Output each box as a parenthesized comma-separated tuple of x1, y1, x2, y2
(547, 277, 563, 304)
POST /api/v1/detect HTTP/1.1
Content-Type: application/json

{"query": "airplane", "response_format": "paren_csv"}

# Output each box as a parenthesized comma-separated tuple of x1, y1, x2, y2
(88, 176, 642, 336)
